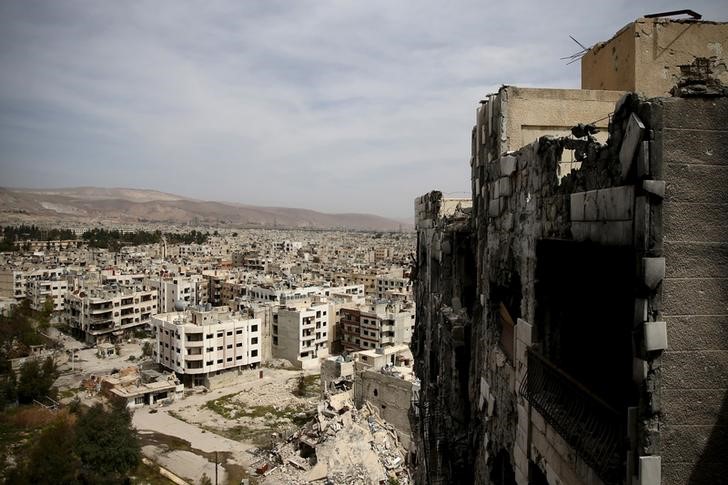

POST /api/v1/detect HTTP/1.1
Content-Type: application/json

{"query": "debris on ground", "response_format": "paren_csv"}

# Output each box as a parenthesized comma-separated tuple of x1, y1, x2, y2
(251, 395, 410, 484)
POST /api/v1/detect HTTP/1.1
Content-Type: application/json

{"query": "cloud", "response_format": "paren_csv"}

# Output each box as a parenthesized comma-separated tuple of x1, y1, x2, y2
(0, 0, 726, 218)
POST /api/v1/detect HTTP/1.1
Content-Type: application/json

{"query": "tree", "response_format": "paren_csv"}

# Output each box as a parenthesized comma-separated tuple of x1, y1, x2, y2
(74, 400, 140, 482)
(24, 417, 81, 484)
(16, 357, 58, 404)
(199, 472, 213, 485)
(141, 341, 154, 358)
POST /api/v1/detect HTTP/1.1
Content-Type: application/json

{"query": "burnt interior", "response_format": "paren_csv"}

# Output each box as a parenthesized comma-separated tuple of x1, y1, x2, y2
(534, 239, 637, 411)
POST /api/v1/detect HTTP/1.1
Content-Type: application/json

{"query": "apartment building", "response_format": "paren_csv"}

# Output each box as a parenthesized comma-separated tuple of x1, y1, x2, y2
(375, 270, 412, 301)
(0, 267, 67, 300)
(65, 286, 158, 344)
(146, 274, 206, 313)
(340, 302, 415, 352)
(27, 277, 68, 311)
(272, 302, 330, 369)
(152, 306, 261, 387)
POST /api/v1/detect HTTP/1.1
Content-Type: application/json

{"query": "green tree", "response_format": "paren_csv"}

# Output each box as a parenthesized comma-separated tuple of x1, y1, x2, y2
(16, 357, 57, 404)
(141, 341, 153, 358)
(24, 418, 80, 484)
(0, 373, 17, 408)
(75, 400, 140, 481)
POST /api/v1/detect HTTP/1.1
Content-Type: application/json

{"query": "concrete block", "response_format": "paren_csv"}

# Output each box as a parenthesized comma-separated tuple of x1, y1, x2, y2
(643, 180, 665, 199)
(637, 140, 650, 178)
(571, 221, 589, 241)
(639, 456, 661, 485)
(570, 192, 585, 222)
(515, 467, 528, 485)
(498, 177, 512, 197)
(602, 185, 635, 220)
(516, 318, 532, 345)
(642, 257, 666, 290)
(633, 357, 648, 384)
(532, 408, 546, 433)
(488, 198, 501, 218)
(516, 422, 528, 451)
(620, 113, 646, 179)
(499, 155, 517, 177)
(633, 196, 648, 249)
(584, 190, 598, 220)
(644, 321, 668, 352)
(491, 181, 499, 199)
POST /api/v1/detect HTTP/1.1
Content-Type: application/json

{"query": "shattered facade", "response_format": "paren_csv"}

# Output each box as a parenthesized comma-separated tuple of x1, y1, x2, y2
(412, 16, 727, 485)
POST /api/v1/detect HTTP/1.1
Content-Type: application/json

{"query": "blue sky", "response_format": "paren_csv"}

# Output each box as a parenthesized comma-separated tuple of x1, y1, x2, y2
(1, 1, 725, 219)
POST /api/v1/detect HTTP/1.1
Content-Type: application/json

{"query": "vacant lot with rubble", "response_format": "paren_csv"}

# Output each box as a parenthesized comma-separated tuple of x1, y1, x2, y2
(167, 368, 320, 446)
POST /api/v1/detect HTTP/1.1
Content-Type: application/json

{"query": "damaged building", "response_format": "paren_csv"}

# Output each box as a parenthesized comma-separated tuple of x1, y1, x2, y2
(412, 15, 727, 485)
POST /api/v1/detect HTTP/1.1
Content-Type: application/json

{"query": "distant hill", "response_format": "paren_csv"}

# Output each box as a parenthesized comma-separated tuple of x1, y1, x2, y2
(0, 187, 413, 232)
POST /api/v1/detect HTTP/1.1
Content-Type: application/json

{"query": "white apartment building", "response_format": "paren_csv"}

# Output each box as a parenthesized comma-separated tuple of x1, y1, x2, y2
(340, 302, 415, 352)
(0, 267, 67, 300)
(376, 273, 412, 301)
(273, 302, 330, 369)
(275, 240, 303, 253)
(152, 306, 261, 387)
(65, 286, 158, 344)
(27, 277, 69, 311)
(146, 275, 206, 313)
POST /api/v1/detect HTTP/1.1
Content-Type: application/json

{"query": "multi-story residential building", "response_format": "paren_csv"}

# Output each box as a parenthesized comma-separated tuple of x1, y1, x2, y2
(340, 302, 415, 352)
(375, 271, 412, 301)
(0, 267, 67, 300)
(272, 302, 330, 369)
(27, 277, 69, 311)
(65, 285, 158, 344)
(152, 306, 261, 387)
(275, 240, 303, 253)
(146, 275, 206, 313)
(203, 271, 230, 306)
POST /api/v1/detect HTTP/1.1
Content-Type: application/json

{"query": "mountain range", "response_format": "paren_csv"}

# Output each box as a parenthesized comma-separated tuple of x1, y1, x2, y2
(0, 187, 412, 232)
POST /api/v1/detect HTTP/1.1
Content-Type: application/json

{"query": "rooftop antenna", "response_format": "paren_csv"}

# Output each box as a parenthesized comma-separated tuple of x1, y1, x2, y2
(560, 35, 590, 65)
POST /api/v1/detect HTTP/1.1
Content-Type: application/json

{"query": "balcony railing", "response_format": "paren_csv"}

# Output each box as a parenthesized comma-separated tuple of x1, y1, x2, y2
(520, 349, 623, 484)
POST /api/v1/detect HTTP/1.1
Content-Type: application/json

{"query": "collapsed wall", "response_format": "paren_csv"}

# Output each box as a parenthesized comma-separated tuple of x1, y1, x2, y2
(412, 86, 728, 485)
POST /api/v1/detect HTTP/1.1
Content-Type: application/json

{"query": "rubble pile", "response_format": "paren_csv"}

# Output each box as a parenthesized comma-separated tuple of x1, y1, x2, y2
(252, 394, 410, 484)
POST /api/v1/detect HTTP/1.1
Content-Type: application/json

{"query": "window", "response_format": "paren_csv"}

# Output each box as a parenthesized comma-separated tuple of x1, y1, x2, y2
(217, 331, 223, 337)
(273, 337, 278, 345)
(206, 347, 213, 352)
(217, 359, 223, 364)
(251, 337, 258, 345)
(251, 325, 258, 332)
(227, 357, 232, 362)
(236, 329, 243, 335)
(206, 334, 213, 339)
(251, 349, 258, 357)
(227, 331, 232, 336)
(135, 397, 145, 405)
(236, 355, 242, 360)
(217, 346, 223, 351)
(227, 344, 232, 349)
(206, 361, 213, 366)
(236, 342, 242, 347)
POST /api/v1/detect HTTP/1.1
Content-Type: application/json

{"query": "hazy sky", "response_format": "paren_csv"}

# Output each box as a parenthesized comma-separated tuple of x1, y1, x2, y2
(1, 1, 725, 219)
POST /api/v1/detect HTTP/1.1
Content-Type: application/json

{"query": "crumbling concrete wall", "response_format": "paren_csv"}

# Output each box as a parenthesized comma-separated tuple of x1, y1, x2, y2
(582, 17, 728, 97)
(412, 191, 476, 484)
(354, 369, 414, 449)
(655, 96, 728, 484)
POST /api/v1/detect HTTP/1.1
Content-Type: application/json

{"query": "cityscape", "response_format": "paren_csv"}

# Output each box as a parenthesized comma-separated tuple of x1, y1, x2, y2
(1, 3, 727, 485)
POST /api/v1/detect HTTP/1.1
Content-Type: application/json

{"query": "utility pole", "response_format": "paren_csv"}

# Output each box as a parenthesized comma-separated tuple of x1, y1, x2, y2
(215, 451, 218, 485)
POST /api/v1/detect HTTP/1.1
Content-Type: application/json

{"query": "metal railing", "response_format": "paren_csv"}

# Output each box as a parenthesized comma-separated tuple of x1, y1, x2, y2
(520, 349, 623, 483)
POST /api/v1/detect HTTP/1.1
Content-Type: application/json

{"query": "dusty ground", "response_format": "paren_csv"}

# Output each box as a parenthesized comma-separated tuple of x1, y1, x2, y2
(167, 369, 321, 446)
(49, 329, 322, 484)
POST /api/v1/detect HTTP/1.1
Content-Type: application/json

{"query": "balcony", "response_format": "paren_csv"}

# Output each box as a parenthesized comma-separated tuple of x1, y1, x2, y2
(520, 349, 623, 484)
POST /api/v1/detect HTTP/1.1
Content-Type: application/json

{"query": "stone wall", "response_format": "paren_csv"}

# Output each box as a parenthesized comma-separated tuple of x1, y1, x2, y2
(658, 96, 728, 483)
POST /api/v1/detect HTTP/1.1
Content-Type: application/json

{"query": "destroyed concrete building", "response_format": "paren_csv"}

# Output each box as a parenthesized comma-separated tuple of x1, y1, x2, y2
(412, 15, 727, 485)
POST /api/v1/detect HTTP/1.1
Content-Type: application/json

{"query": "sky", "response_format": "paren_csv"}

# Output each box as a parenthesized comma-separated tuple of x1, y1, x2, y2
(1, 1, 726, 219)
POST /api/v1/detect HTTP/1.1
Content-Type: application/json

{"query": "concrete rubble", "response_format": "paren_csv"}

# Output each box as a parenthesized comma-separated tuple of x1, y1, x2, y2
(252, 395, 410, 484)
